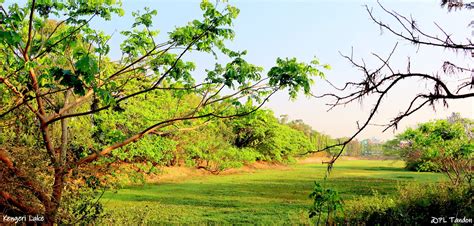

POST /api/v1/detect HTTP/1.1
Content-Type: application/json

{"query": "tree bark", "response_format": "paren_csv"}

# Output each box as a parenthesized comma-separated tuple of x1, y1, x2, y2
(60, 90, 71, 165)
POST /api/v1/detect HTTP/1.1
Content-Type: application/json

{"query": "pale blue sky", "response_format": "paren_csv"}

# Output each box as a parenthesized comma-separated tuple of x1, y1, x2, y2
(110, 0, 473, 140)
(5, 0, 473, 140)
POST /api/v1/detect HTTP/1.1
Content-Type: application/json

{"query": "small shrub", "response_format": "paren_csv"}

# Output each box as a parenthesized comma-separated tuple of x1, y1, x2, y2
(308, 182, 344, 225)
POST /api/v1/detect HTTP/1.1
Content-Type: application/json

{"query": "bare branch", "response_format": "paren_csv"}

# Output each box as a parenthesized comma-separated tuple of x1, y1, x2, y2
(23, 0, 36, 57)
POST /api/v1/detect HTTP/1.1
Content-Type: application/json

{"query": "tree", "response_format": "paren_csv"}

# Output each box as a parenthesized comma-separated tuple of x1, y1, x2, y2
(232, 109, 275, 149)
(345, 139, 362, 157)
(281, 118, 340, 157)
(314, 0, 474, 167)
(287, 119, 314, 137)
(0, 0, 327, 223)
(231, 109, 314, 162)
(386, 116, 473, 185)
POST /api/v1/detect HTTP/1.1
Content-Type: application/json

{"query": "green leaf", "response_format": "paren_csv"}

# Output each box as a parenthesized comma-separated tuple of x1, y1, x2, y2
(75, 55, 99, 84)
(0, 31, 22, 46)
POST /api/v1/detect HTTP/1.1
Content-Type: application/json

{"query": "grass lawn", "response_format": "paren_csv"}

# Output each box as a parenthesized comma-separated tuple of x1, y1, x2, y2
(100, 160, 445, 224)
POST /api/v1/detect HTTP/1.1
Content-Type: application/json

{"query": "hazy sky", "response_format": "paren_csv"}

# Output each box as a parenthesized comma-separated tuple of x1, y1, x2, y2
(7, 0, 473, 140)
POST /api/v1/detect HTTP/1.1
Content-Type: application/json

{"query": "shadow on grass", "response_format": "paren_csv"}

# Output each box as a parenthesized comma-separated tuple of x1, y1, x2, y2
(106, 177, 401, 207)
(332, 166, 408, 172)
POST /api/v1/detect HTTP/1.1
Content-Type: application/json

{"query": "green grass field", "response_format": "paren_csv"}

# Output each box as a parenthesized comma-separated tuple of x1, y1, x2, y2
(100, 160, 445, 224)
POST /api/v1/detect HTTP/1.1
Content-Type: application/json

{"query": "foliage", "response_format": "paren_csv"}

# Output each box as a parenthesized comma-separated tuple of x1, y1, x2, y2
(178, 119, 261, 173)
(341, 191, 396, 224)
(0, 0, 328, 223)
(268, 57, 327, 99)
(278, 116, 339, 156)
(59, 178, 108, 224)
(231, 110, 315, 162)
(232, 109, 275, 149)
(287, 119, 314, 137)
(339, 183, 473, 225)
(170, 108, 319, 172)
(257, 123, 313, 162)
(308, 182, 344, 225)
(386, 116, 473, 184)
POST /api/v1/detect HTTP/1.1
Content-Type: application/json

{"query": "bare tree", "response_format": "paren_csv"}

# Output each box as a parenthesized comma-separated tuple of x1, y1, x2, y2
(315, 0, 474, 169)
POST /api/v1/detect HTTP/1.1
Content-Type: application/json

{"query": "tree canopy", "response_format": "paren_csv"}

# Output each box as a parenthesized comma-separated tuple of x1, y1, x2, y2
(0, 0, 328, 223)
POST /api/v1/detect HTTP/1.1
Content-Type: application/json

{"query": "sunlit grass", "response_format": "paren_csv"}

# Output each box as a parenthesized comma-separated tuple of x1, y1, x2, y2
(100, 160, 445, 224)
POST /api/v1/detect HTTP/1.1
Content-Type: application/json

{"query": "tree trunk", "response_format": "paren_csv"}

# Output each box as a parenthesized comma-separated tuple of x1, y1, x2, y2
(43, 168, 65, 225)
(60, 90, 71, 166)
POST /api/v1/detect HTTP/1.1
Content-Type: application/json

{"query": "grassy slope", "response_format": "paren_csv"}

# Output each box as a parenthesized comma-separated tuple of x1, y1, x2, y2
(100, 160, 444, 224)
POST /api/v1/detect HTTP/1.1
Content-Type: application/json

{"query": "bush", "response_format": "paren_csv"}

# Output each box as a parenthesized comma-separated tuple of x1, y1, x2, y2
(340, 191, 396, 224)
(385, 117, 473, 185)
(338, 183, 473, 225)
